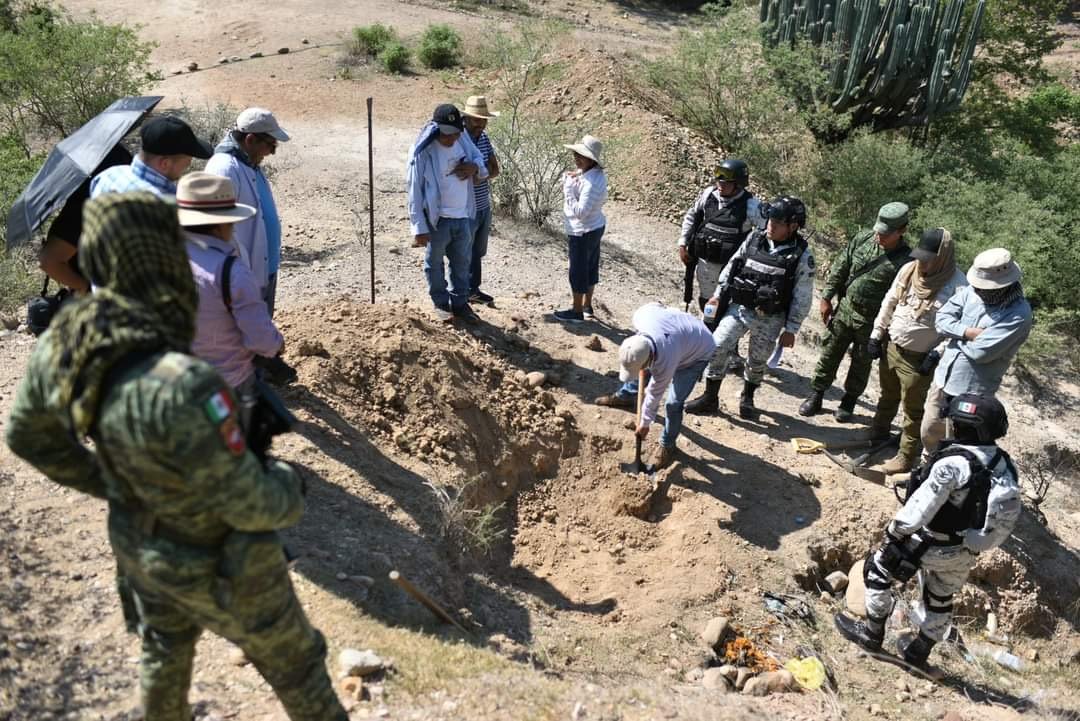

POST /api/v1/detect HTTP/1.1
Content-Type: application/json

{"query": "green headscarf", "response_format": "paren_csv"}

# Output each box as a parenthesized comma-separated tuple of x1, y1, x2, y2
(50, 192, 197, 436)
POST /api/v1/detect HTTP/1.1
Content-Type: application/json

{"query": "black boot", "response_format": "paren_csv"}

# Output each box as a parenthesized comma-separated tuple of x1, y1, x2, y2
(738, 381, 759, 420)
(834, 612, 886, 652)
(899, 631, 936, 667)
(685, 378, 722, 414)
(799, 390, 824, 416)
(835, 395, 857, 423)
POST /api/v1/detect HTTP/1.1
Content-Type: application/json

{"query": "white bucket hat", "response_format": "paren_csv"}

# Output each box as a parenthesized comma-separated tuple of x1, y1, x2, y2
(564, 134, 603, 167)
(967, 247, 1022, 289)
(176, 172, 256, 226)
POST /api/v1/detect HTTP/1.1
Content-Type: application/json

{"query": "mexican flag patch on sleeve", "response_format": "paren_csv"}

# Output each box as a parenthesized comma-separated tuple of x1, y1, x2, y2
(205, 390, 235, 424)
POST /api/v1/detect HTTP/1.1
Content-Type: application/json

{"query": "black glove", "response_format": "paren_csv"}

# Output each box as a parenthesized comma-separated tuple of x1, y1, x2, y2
(918, 350, 941, 376)
(867, 338, 883, 360)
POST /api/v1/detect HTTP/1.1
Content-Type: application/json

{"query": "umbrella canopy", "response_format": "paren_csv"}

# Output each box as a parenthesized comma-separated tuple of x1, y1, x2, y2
(5, 95, 163, 250)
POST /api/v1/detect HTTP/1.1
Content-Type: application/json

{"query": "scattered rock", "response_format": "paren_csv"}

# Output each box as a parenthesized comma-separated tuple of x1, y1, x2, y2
(0, 313, 19, 330)
(526, 371, 546, 388)
(228, 647, 250, 666)
(218, 56, 230, 64)
(249, 51, 263, 58)
(1024, 648, 1039, 662)
(895, 678, 909, 692)
(685, 667, 704, 683)
(301, 38, 310, 44)
(895, 691, 911, 702)
(716, 664, 738, 682)
(339, 676, 364, 701)
(277, 47, 290, 54)
(940, 711, 965, 721)
(186, 61, 199, 71)
(701, 667, 732, 692)
(743, 670, 797, 696)
(869, 703, 884, 716)
(825, 570, 849, 593)
(229, 55, 241, 62)
(700, 616, 731, 651)
(338, 648, 384, 677)
(296, 339, 329, 357)
(584, 335, 603, 351)
(846, 559, 867, 617)
(734, 667, 753, 690)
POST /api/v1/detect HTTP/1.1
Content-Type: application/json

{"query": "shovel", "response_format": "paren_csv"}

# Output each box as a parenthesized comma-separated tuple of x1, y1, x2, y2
(634, 368, 652, 474)
(822, 449, 887, 484)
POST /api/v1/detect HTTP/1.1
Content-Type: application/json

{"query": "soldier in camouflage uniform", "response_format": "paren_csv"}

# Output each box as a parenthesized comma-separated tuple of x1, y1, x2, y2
(800, 202, 912, 422)
(6, 193, 347, 721)
(685, 196, 815, 420)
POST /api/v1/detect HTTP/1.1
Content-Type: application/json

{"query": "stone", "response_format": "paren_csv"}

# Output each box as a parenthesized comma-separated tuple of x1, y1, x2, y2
(685, 667, 704, 683)
(228, 647, 250, 666)
(277, 47, 290, 54)
(296, 339, 328, 357)
(701, 667, 731, 692)
(734, 667, 753, 690)
(846, 559, 867, 617)
(1024, 648, 1039, 662)
(526, 371, 547, 387)
(940, 711, 964, 721)
(585, 335, 603, 351)
(218, 56, 229, 64)
(743, 670, 796, 696)
(0, 313, 19, 330)
(338, 648, 384, 677)
(186, 61, 199, 71)
(249, 51, 263, 58)
(700, 616, 731, 651)
(869, 704, 884, 716)
(339, 676, 364, 701)
(301, 37, 310, 44)
(716, 664, 739, 682)
(825, 570, 849, 593)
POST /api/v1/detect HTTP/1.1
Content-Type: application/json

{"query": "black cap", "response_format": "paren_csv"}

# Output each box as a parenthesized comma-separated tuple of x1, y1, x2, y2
(432, 103, 464, 133)
(912, 228, 944, 261)
(139, 116, 213, 159)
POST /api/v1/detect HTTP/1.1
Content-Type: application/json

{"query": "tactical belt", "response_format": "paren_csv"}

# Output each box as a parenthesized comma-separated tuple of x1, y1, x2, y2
(123, 506, 228, 548)
(920, 530, 964, 547)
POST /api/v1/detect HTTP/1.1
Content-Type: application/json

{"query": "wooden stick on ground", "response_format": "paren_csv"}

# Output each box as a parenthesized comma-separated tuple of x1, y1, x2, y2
(389, 570, 471, 636)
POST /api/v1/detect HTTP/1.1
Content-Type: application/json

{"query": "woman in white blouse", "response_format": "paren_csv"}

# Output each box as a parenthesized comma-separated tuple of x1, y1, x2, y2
(554, 134, 608, 323)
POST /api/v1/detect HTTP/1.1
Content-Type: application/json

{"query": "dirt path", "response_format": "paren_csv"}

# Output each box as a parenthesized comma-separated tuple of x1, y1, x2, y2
(3, 2, 1080, 720)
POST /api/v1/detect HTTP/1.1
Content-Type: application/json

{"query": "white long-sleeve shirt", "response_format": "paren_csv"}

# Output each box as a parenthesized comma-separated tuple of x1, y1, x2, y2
(632, 303, 717, 427)
(563, 167, 607, 235)
(871, 264, 967, 352)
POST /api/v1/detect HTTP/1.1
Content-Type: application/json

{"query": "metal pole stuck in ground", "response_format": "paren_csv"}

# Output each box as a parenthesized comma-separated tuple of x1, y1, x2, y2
(367, 96, 376, 304)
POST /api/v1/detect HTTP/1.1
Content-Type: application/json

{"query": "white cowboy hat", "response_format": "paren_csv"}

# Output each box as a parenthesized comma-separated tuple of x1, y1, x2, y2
(462, 95, 499, 119)
(564, 134, 603, 167)
(176, 172, 256, 226)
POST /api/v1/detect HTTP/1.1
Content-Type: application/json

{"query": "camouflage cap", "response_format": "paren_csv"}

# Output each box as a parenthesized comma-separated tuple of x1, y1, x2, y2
(873, 202, 910, 234)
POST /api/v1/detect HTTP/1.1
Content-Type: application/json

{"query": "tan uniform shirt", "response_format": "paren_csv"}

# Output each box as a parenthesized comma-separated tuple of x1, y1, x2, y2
(871, 264, 967, 353)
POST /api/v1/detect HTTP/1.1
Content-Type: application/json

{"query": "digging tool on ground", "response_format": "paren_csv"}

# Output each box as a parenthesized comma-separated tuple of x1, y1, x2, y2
(822, 449, 888, 484)
(791, 437, 879, 454)
(633, 369, 654, 476)
(389, 570, 471, 636)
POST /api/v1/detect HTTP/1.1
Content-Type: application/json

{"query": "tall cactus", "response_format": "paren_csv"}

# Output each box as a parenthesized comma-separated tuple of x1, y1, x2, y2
(760, 0, 985, 131)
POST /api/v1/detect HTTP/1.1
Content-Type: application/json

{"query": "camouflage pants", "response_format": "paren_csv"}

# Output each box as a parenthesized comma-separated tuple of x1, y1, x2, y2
(864, 541, 974, 642)
(109, 514, 347, 721)
(871, 342, 932, 462)
(705, 304, 785, 385)
(810, 312, 873, 401)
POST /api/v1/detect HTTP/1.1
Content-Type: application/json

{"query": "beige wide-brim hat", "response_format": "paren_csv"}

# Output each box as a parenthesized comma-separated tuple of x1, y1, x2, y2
(967, 247, 1022, 289)
(462, 95, 499, 119)
(176, 172, 256, 226)
(564, 134, 603, 167)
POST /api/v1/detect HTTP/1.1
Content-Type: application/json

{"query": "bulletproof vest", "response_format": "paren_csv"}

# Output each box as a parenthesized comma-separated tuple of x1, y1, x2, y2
(727, 231, 807, 315)
(692, 191, 750, 264)
(902, 445, 1011, 535)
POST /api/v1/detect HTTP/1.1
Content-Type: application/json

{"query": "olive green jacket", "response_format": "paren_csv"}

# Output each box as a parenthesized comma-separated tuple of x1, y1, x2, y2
(821, 228, 912, 326)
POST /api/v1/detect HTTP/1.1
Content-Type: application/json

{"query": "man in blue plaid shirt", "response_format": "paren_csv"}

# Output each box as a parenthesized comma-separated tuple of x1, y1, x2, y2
(91, 116, 212, 198)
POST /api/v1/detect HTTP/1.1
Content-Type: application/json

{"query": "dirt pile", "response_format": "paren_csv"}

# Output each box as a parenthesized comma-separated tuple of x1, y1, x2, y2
(277, 300, 580, 502)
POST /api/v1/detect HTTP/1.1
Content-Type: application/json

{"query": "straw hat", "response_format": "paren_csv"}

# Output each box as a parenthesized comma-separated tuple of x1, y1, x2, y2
(462, 95, 499, 119)
(176, 172, 256, 226)
(564, 134, 603, 167)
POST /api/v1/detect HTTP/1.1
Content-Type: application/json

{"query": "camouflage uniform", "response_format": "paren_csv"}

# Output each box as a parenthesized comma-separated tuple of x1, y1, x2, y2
(810, 228, 911, 403)
(5, 193, 346, 721)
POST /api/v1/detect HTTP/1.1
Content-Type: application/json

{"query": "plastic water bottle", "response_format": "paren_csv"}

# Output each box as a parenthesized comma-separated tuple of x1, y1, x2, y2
(703, 302, 718, 323)
(992, 649, 1025, 671)
(767, 343, 783, 369)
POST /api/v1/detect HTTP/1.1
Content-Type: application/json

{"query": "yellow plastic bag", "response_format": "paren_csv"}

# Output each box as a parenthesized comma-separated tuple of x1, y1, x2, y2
(784, 656, 827, 690)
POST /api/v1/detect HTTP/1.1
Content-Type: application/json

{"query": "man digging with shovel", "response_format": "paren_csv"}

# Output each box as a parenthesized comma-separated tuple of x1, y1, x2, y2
(596, 303, 716, 470)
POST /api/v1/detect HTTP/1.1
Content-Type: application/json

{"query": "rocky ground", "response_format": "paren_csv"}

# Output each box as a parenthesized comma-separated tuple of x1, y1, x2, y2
(2, 1, 1079, 720)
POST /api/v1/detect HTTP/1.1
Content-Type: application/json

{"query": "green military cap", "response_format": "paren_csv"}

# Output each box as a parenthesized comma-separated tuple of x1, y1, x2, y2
(873, 202, 909, 233)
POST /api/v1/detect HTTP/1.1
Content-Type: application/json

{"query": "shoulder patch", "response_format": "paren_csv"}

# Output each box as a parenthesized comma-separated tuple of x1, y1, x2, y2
(220, 416, 246, 456)
(205, 389, 235, 424)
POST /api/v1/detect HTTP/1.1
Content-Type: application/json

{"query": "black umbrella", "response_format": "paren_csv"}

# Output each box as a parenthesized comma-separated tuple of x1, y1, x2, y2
(5, 95, 163, 250)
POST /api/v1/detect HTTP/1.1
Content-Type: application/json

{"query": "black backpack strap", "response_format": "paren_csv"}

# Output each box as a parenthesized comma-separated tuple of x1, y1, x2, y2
(40, 275, 50, 296)
(221, 255, 237, 316)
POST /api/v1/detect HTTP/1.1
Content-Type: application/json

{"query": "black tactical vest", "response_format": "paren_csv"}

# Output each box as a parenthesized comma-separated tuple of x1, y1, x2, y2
(692, 191, 751, 265)
(727, 231, 807, 315)
(901, 445, 1013, 535)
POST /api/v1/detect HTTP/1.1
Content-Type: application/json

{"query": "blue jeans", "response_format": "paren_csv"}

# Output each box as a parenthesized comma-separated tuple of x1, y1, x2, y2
(469, 206, 492, 293)
(425, 216, 474, 310)
(567, 226, 604, 294)
(660, 360, 709, 447)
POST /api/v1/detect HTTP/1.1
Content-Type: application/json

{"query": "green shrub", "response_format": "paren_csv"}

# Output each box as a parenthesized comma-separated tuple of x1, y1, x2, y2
(349, 22, 395, 57)
(487, 114, 569, 229)
(417, 23, 461, 69)
(379, 41, 410, 74)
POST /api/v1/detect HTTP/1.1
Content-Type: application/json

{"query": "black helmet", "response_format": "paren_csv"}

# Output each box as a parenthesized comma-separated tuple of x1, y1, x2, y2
(761, 195, 807, 226)
(714, 159, 749, 187)
(947, 394, 1009, 443)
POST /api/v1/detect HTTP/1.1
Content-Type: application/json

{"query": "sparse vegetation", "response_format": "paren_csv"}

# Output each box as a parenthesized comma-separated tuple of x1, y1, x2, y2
(426, 479, 507, 559)
(349, 22, 396, 57)
(379, 41, 410, 74)
(417, 23, 462, 69)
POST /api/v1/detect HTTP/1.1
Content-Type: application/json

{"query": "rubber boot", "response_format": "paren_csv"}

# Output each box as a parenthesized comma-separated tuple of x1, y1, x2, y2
(738, 381, 759, 420)
(900, 631, 937, 667)
(835, 395, 858, 423)
(685, 378, 722, 415)
(799, 390, 824, 416)
(834, 612, 886, 652)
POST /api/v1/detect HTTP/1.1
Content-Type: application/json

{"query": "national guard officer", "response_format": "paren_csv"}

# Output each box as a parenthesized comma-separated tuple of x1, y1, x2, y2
(835, 394, 1021, 667)
(685, 196, 815, 420)
(800, 202, 912, 421)
(6, 193, 347, 721)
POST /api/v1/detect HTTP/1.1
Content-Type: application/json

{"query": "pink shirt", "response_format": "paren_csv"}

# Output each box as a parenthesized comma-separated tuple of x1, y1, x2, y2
(186, 231, 283, 387)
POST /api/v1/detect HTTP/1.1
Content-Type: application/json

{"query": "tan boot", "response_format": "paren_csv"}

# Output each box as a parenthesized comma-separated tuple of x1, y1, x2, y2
(651, 445, 676, 470)
(880, 453, 914, 475)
